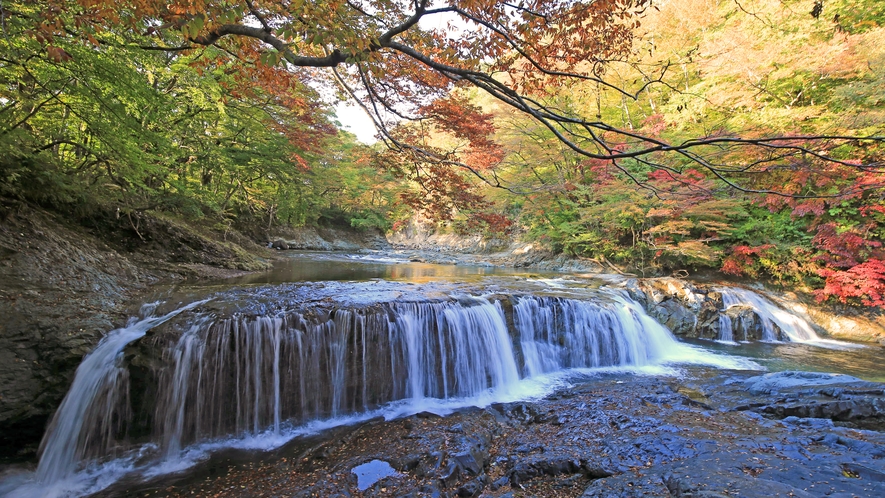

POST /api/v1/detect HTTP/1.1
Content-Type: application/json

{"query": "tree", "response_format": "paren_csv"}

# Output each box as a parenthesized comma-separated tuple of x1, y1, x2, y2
(21, 0, 882, 201)
(8, 0, 885, 306)
(1, 0, 344, 226)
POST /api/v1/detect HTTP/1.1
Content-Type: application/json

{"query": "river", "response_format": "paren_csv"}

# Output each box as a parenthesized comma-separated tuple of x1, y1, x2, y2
(2, 251, 884, 498)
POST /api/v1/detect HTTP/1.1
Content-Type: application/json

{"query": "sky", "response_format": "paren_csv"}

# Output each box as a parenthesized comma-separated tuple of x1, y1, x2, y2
(335, 102, 379, 144)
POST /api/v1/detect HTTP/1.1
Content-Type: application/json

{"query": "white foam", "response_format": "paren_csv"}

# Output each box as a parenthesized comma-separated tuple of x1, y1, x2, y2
(344, 253, 408, 264)
(526, 277, 579, 289)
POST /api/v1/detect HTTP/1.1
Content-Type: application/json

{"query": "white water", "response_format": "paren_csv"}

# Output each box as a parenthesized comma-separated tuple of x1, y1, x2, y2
(1, 299, 210, 498)
(716, 314, 737, 344)
(719, 287, 816, 342)
(716, 287, 861, 349)
(3, 289, 760, 498)
(516, 294, 672, 376)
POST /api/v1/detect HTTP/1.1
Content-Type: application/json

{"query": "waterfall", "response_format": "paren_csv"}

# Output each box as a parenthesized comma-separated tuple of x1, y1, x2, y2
(717, 287, 820, 342)
(514, 294, 680, 377)
(717, 314, 735, 344)
(35, 299, 210, 485)
(152, 298, 522, 451)
(17, 289, 749, 497)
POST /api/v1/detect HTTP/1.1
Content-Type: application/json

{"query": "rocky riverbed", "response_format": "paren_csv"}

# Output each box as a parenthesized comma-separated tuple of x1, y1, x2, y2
(91, 368, 885, 498)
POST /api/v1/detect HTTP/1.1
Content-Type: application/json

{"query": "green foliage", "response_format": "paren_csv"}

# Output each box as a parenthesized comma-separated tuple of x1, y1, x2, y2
(475, 0, 885, 303)
(729, 208, 812, 246)
(826, 0, 885, 34)
(0, 1, 399, 234)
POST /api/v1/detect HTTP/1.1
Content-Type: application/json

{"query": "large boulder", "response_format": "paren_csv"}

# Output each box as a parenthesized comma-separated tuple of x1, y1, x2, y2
(694, 300, 722, 340)
(723, 305, 778, 341)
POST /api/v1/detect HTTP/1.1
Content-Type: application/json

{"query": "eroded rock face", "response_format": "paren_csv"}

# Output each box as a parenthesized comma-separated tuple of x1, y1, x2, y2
(725, 304, 787, 341)
(269, 226, 390, 251)
(649, 298, 698, 336)
(0, 208, 154, 460)
(627, 278, 722, 339)
(775, 296, 885, 345)
(694, 299, 722, 340)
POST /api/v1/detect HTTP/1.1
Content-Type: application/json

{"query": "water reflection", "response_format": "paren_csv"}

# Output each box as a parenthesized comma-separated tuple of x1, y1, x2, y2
(352, 460, 399, 491)
(216, 251, 545, 285)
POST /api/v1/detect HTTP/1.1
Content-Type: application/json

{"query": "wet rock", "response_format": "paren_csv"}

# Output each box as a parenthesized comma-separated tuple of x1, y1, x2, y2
(723, 305, 766, 341)
(706, 372, 885, 431)
(758, 397, 885, 424)
(648, 298, 697, 336)
(452, 450, 483, 476)
(817, 434, 885, 457)
(489, 475, 509, 490)
(705, 291, 723, 309)
(439, 461, 462, 488)
(448, 432, 491, 480)
(514, 444, 544, 454)
(639, 278, 705, 311)
(417, 411, 443, 419)
(456, 477, 486, 497)
(582, 472, 671, 497)
(694, 300, 722, 340)
(780, 416, 835, 430)
(508, 454, 607, 487)
(744, 371, 869, 395)
(665, 470, 816, 498)
(390, 453, 423, 472)
(489, 402, 542, 425)
(95, 369, 885, 498)
(414, 451, 446, 478)
(841, 462, 885, 482)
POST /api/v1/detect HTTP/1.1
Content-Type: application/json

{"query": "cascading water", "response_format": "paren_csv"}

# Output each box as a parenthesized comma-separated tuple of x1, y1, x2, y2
(716, 314, 736, 344)
(514, 294, 681, 376)
(151, 298, 523, 453)
(717, 287, 820, 342)
(8, 287, 752, 498)
(31, 299, 210, 487)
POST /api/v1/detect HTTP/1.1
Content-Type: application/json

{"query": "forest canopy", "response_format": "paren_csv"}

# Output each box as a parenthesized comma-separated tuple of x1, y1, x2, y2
(1, 0, 884, 306)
